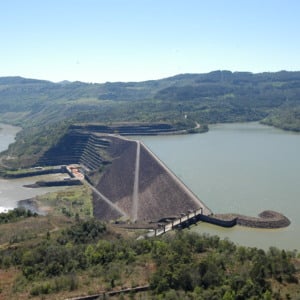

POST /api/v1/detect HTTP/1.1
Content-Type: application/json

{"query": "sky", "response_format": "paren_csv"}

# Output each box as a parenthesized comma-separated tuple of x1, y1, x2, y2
(1, 0, 300, 83)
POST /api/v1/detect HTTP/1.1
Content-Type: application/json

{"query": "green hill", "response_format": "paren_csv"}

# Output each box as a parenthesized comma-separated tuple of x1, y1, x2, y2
(1, 70, 300, 166)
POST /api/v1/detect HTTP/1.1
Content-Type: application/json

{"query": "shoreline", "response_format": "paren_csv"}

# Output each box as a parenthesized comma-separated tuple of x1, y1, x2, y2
(18, 198, 42, 215)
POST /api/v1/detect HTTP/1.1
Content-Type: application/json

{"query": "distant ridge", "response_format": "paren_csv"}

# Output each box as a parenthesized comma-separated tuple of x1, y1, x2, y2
(0, 76, 51, 85)
(1, 69, 300, 168)
(1, 69, 300, 85)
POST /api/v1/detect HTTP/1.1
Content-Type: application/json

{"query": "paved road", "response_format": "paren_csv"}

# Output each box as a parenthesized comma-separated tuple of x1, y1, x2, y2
(132, 141, 140, 222)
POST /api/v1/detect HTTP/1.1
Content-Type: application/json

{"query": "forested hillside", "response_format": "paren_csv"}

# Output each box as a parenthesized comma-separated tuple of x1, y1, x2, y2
(1, 71, 300, 127)
(0, 213, 299, 299)
(0, 70, 300, 166)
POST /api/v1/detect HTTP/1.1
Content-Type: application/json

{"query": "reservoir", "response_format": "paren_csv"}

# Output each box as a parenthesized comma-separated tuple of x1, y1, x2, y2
(139, 122, 300, 250)
(0, 123, 66, 213)
(1, 122, 299, 250)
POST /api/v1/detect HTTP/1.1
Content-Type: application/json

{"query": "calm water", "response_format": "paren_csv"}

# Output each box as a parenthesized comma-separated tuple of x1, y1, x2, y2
(1, 123, 300, 250)
(139, 123, 300, 250)
(0, 123, 66, 213)
(0, 123, 21, 152)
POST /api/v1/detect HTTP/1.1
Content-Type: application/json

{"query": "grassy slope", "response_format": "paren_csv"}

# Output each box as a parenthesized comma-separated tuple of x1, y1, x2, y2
(34, 184, 94, 218)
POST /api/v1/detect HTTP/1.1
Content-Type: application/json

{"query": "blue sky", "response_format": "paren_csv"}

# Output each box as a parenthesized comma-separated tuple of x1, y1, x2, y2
(1, 0, 300, 83)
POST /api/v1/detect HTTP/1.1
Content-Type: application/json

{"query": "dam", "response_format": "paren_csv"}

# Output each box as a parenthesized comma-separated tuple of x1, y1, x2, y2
(36, 124, 212, 222)
(92, 136, 212, 221)
(35, 123, 290, 229)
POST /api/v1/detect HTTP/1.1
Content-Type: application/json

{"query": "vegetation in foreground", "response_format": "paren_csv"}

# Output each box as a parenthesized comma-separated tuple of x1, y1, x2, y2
(0, 209, 299, 299)
(33, 184, 94, 218)
(0, 208, 37, 225)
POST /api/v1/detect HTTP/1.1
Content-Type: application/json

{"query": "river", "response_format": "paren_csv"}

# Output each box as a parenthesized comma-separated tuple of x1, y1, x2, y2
(138, 122, 300, 250)
(0, 123, 66, 213)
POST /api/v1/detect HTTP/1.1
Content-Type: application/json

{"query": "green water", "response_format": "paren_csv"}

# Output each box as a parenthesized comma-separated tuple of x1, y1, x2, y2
(138, 122, 300, 250)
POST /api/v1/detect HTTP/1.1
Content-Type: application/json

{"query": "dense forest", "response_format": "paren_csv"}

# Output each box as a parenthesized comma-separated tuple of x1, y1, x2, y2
(0, 210, 299, 299)
(0, 70, 300, 166)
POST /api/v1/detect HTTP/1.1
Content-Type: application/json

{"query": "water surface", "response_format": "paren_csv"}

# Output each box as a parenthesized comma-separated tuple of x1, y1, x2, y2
(0, 124, 66, 212)
(139, 123, 300, 250)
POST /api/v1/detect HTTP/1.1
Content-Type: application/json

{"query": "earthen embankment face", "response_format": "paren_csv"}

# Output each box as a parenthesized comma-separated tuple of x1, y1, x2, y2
(92, 191, 124, 221)
(95, 138, 136, 202)
(92, 136, 211, 222)
(139, 143, 212, 216)
(94, 137, 136, 218)
(137, 144, 202, 220)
